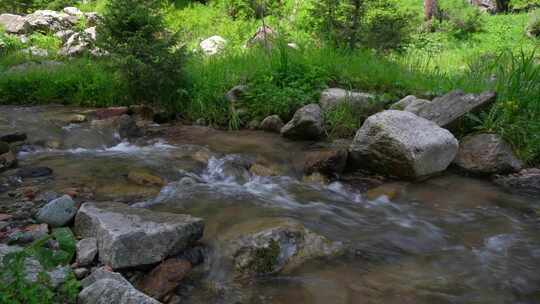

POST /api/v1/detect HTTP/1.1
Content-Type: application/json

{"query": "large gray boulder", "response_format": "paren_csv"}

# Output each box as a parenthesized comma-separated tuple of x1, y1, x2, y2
(25, 10, 76, 33)
(35, 195, 77, 227)
(319, 88, 375, 111)
(0, 14, 30, 34)
(415, 90, 496, 129)
(74, 202, 204, 269)
(454, 133, 522, 175)
(281, 104, 324, 140)
(349, 110, 459, 179)
(221, 218, 344, 278)
(79, 267, 161, 304)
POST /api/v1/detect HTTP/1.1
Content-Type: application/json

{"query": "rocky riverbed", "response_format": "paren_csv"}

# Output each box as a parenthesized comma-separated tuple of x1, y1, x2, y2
(1, 105, 540, 303)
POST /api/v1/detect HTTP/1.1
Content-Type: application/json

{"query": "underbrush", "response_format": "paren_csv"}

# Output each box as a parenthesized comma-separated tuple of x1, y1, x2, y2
(0, 58, 125, 106)
(0, 228, 80, 304)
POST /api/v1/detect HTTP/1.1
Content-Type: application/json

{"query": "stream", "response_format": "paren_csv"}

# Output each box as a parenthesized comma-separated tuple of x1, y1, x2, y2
(1, 105, 540, 304)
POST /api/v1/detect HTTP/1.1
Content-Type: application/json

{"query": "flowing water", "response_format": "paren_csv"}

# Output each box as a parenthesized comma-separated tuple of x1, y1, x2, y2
(1, 106, 540, 304)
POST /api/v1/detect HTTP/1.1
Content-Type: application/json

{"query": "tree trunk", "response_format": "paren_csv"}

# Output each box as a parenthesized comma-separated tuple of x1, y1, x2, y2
(349, 0, 362, 50)
(424, 0, 438, 21)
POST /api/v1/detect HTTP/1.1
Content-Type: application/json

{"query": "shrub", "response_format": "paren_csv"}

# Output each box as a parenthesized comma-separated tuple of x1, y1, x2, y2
(217, 0, 285, 19)
(510, 0, 540, 11)
(437, 0, 485, 39)
(0, 228, 80, 304)
(98, 0, 185, 107)
(362, 0, 416, 51)
(0, 0, 79, 14)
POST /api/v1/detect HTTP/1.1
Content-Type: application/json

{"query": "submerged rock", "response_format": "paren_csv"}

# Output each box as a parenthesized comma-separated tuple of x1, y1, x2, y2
(137, 258, 192, 300)
(74, 202, 204, 269)
(35, 195, 77, 227)
(127, 170, 165, 187)
(0, 132, 27, 143)
(304, 148, 348, 176)
(16, 166, 53, 178)
(260, 115, 284, 133)
(79, 267, 161, 304)
(222, 218, 344, 277)
(415, 90, 496, 129)
(95, 107, 128, 120)
(494, 168, 540, 196)
(281, 104, 324, 141)
(249, 163, 281, 177)
(319, 88, 376, 112)
(0, 142, 17, 172)
(454, 133, 522, 175)
(118, 114, 143, 139)
(349, 110, 458, 179)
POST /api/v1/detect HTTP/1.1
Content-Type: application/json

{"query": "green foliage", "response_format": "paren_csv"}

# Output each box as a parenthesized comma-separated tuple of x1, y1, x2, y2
(478, 50, 540, 163)
(304, 0, 415, 50)
(432, 0, 485, 39)
(0, 30, 24, 56)
(324, 102, 362, 139)
(0, 230, 80, 304)
(0, 0, 79, 14)
(0, 58, 125, 106)
(98, 0, 185, 106)
(217, 0, 285, 19)
(510, 0, 540, 11)
(362, 0, 416, 51)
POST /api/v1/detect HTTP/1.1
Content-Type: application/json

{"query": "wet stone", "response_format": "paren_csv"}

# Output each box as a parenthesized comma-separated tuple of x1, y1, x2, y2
(0, 132, 27, 143)
(74, 201, 204, 269)
(16, 166, 53, 178)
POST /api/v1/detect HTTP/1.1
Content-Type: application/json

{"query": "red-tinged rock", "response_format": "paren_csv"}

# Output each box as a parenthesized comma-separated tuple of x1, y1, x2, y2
(0, 214, 12, 221)
(95, 107, 128, 120)
(137, 258, 192, 300)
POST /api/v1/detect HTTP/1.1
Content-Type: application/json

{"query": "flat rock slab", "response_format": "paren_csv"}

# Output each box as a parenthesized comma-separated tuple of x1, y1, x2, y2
(415, 90, 496, 129)
(74, 202, 204, 269)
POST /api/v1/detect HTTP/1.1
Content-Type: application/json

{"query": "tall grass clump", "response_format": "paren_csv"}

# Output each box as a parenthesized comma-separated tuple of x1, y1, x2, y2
(479, 50, 540, 163)
(0, 58, 125, 106)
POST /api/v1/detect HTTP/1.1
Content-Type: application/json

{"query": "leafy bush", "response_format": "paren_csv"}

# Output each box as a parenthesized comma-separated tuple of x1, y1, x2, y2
(362, 0, 416, 51)
(510, 0, 540, 11)
(217, 0, 285, 19)
(0, 228, 80, 304)
(0, 0, 79, 14)
(439, 0, 485, 39)
(98, 0, 185, 107)
(0, 30, 24, 56)
(527, 9, 540, 37)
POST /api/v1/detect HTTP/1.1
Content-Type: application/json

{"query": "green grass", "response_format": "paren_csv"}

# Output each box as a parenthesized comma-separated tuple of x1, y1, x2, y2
(0, 58, 126, 107)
